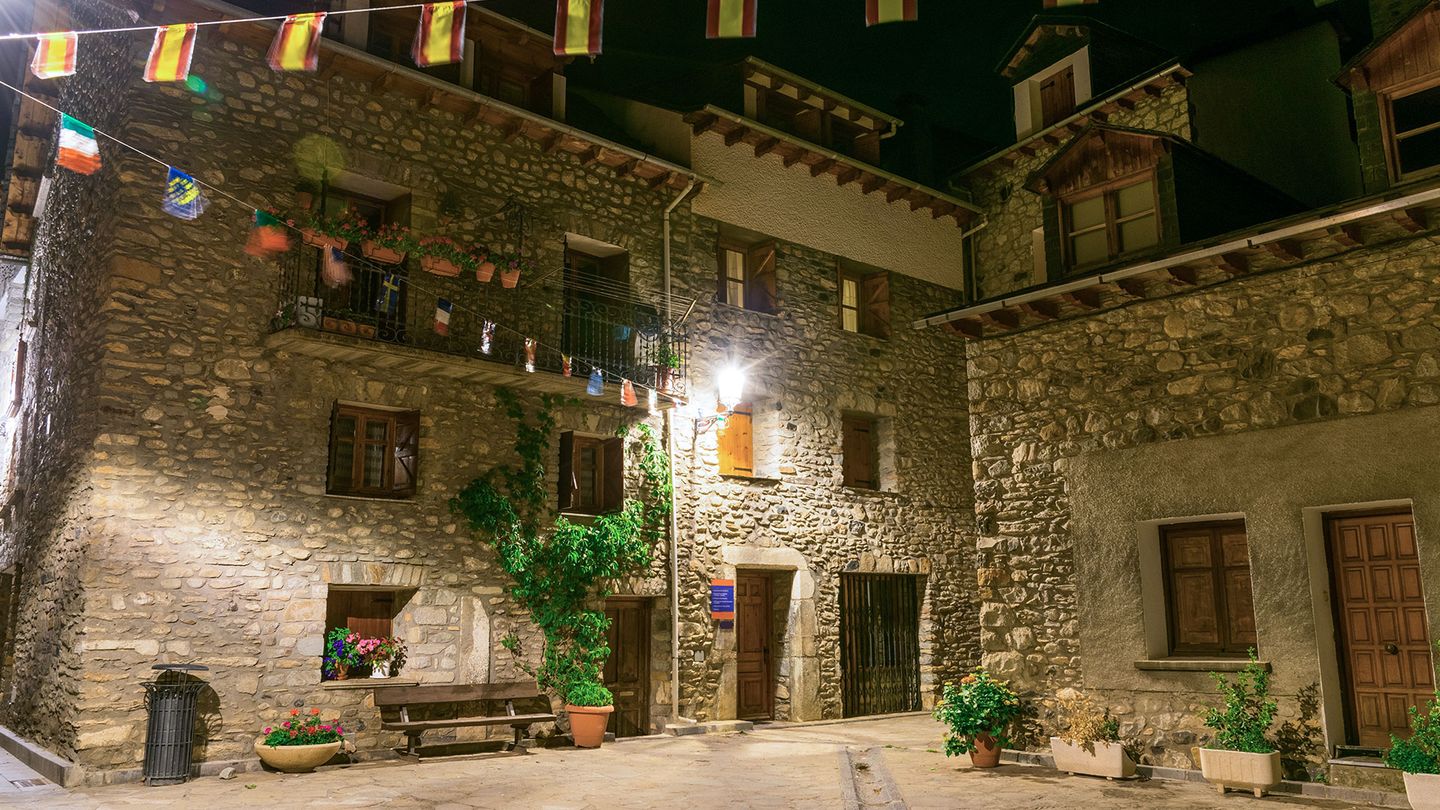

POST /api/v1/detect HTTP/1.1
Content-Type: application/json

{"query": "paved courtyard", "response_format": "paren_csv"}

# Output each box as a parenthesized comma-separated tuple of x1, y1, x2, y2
(1, 716, 1388, 809)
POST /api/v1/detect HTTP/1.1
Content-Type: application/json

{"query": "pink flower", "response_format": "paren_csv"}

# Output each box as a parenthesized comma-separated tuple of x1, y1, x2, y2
(264, 727, 272, 734)
(283, 721, 290, 728)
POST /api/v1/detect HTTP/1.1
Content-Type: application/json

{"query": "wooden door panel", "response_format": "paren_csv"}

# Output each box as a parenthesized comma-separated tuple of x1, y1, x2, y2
(1402, 568, 1425, 600)
(604, 599, 651, 737)
(1170, 535, 1213, 567)
(1172, 572, 1221, 646)
(1372, 568, 1396, 601)
(1397, 523, 1419, 557)
(1367, 526, 1392, 560)
(736, 574, 772, 721)
(1343, 568, 1369, 601)
(1223, 569, 1257, 645)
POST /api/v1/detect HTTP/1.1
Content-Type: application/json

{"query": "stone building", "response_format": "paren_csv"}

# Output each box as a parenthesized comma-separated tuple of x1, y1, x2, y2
(917, 0, 1440, 781)
(0, 0, 975, 784)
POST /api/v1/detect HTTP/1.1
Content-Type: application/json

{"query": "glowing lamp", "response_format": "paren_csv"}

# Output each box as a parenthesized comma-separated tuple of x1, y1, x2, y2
(716, 364, 746, 411)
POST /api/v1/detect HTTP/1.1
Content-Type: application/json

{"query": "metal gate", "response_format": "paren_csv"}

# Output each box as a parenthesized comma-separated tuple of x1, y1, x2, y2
(840, 573, 922, 717)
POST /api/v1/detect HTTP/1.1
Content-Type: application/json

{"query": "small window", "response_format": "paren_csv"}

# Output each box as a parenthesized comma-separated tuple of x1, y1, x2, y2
(327, 404, 419, 499)
(324, 588, 406, 680)
(715, 239, 778, 314)
(718, 402, 754, 477)
(1062, 176, 1159, 271)
(1038, 66, 1076, 128)
(838, 265, 890, 339)
(1162, 521, 1257, 657)
(559, 432, 624, 514)
(841, 414, 877, 490)
(1389, 82, 1440, 179)
(961, 233, 979, 304)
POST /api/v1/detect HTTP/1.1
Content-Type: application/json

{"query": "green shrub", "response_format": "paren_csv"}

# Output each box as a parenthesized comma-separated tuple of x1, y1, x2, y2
(1386, 694, 1440, 774)
(933, 669, 1023, 756)
(1204, 650, 1276, 754)
(566, 679, 614, 708)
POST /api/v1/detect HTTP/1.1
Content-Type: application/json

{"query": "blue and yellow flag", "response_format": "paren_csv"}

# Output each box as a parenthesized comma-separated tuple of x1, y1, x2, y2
(163, 167, 206, 219)
(376, 273, 401, 315)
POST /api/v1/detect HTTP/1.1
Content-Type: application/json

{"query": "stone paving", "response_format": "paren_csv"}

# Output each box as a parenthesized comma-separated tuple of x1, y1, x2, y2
(4, 716, 1383, 809)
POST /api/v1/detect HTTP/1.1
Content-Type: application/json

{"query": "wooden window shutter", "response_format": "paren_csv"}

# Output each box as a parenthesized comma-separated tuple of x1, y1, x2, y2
(1163, 521, 1255, 656)
(558, 431, 576, 512)
(842, 416, 875, 489)
(715, 241, 729, 304)
(746, 243, 778, 313)
(602, 437, 625, 512)
(9, 340, 24, 414)
(719, 403, 754, 477)
(392, 410, 420, 497)
(1219, 527, 1258, 648)
(862, 273, 891, 339)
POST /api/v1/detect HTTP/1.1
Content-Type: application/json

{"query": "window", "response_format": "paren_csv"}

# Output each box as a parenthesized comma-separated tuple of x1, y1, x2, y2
(1161, 521, 1257, 657)
(961, 233, 979, 304)
(841, 415, 877, 489)
(838, 265, 890, 339)
(559, 432, 623, 514)
(1038, 66, 1076, 128)
(1062, 176, 1159, 270)
(324, 588, 407, 680)
(327, 404, 419, 499)
(718, 402, 753, 477)
(1388, 82, 1440, 179)
(715, 240, 778, 314)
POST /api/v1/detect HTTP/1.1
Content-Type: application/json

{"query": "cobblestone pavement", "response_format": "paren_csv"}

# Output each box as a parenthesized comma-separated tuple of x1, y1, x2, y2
(9, 716, 1378, 809)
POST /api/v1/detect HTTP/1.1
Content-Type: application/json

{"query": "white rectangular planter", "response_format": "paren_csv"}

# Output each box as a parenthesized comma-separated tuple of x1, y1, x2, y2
(1198, 749, 1282, 798)
(1406, 772, 1440, 810)
(1050, 737, 1136, 779)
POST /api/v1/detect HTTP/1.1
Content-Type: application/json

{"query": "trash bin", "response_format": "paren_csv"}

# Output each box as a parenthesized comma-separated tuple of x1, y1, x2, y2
(141, 664, 208, 786)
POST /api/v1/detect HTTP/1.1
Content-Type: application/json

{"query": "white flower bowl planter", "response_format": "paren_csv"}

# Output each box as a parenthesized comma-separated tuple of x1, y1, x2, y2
(1050, 737, 1136, 779)
(1198, 749, 1282, 798)
(1406, 772, 1440, 810)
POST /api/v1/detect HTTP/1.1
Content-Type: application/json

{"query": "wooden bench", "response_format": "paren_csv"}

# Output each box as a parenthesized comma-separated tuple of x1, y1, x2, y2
(375, 682, 557, 757)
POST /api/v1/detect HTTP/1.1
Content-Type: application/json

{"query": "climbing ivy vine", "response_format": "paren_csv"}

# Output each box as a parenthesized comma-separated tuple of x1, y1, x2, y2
(449, 388, 670, 705)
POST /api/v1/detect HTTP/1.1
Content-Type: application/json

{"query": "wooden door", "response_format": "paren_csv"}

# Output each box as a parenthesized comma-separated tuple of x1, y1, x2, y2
(736, 574, 773, 721)
(1329, 512, 1435, 748)
(603, 598, 651, 737)
(840, 574, 922, 717)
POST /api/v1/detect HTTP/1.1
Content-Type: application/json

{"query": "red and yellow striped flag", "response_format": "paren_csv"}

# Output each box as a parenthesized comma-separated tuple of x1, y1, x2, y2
(413, 2, 466, 67)
(144, 24, 197, 83)
(554, 0, 603, 57)
(30, 32, 77, 79)
(706, 0, 757, 38)
(865, 0, 917, 26)
(267, 13, 326, 71)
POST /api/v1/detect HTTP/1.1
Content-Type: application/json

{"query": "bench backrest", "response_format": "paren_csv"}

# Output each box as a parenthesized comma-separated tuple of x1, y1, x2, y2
(373, 681, 544, 707)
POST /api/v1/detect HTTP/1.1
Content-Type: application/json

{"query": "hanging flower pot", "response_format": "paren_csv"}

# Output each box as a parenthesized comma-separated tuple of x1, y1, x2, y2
(301, 229, 346, 251)
(420, 255, 461, 277)
(361, 240, 405, 265)
(294, 190, 314, 212)
(500, 266, 522, 288)
(476, 259, 496, 283)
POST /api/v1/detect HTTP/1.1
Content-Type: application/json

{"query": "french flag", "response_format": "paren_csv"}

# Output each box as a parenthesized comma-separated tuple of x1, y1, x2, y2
(435, 298, 452, 335)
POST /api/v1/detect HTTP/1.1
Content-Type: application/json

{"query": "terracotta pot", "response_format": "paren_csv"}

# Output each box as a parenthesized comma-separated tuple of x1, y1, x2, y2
(500, 268, 521, 289)
(356, 324, 377, 339)
(476, 261, 496, 283)
(361, 240, 405, 265)
(1198, 748, 1282, 798)
(295, 191, 314, 211)
(420, 255, 460, 277)
(337, 320, 358, 336)
(969, 733, 1001, 768)
(254, 739, 341, 773)
(1050, 737, 1135, 779)
(1406, 772, 1440, 810)
(566, 704, 613, 749)
(330, 662, 349, 681)
(301, 229, 345, 251)
(321, 316, 340, 333)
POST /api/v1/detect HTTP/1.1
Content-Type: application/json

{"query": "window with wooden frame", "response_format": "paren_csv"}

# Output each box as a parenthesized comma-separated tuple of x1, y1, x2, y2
(1161, 521, 1257, 657)
(558, 432, 624, 514)
(838, 265, 891, 339)
(841, 414, 878, 490)
(715, 239, 778, 314)
(1062, 175, 1160, 271)
(1386, 80, 1440, 180)
(718, 402, 754, 477)
(327, 404, 419, 499)
(323, 588, 408, 679)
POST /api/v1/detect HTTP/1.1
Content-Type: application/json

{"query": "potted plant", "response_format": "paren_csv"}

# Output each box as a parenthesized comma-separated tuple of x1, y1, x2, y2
(418, 236, 469, 277)
(361, 222, 413, 265)
(1050, 691, 1135, 779)
(351, 313, 378, 340)
(474, 249, 496, 283)
(499, 253, 525, 288)
(1199, 651, 1282, 798)
(934, 668, 1023, 768)
(1385, 652, 1440, 810)
(255, 707, 345, 773)
(293, 178, 320, 213)
(566, 678, 614, 749)
(365, 636, 408, 679)
(322, 628, 363, 681)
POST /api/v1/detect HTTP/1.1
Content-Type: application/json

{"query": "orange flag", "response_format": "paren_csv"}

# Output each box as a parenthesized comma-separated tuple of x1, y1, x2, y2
(413, 2, 466, 67)
(554, 0, 603, 57)
(144, 24, 197, 83)
(267, 13, 326, 71)
(31, 32, 77, 79)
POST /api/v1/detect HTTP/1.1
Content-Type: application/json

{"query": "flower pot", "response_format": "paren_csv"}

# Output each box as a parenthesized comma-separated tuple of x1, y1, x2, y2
(476, 261, 496, 283)
(295, 191, 314, 212)
(356, 324, 377, 339)
(361, 240, 405, 265)
(321, 316, 340, 333)
(1406, 772, 1440, 810)
(301, 228, 345, 251)
(254, 739, 341, 774)
(369, 660, 391, 679)
(969, 733, 1001, 768)
(566, 704, 613, 749)
(337, 319, 358, 336)
(500, 268, 521, 289)
(1049, 737, 1135, 779)
(1198, 748, 1282, 798)
(420, 255, 460, 277)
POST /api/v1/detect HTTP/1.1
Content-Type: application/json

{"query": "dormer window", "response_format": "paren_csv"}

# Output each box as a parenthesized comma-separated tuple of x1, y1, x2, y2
(1062, 175, 1159, 270)
(1038, 66, 1076, 128)
(1388, 82, 1440, 180)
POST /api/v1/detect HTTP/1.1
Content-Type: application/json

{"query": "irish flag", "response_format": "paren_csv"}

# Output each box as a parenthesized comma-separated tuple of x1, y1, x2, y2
(706, 0, 757, 38)
(30, 32, 77, 79)
(144, 24, 197, 83)
(56, 115, 100, 175)
(865, 0, 917, 26)
(267, 13, 327, 71)
(413, 2, 466, 67)
(554, 0, 603, 57)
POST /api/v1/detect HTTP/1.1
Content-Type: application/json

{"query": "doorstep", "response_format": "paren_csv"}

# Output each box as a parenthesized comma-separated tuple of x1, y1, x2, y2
(0, 725, 81, 788)
(664, 720, 754, 736)
(1327, 757, 1406, 792)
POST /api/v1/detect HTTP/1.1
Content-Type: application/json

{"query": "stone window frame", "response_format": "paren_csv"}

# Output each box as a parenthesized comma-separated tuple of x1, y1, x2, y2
(1058, 170, 1162, 273)
(1381, 74, 1440, 183)
(326, 403, 420, 500)
(322, 586, 415, 682)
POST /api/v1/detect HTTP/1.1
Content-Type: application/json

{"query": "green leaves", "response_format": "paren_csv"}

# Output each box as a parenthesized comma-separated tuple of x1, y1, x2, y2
(933, 669, 1024, 755)
(1385, 644, 1440, 774)
(1203, 650, 1277, 754)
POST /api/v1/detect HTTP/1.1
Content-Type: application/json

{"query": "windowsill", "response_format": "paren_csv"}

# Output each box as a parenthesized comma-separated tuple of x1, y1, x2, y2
(843, 485, 900, 497)
(720, 474, 782, 484)
(324, 493, 419, 504)
(1134, 658, 1270, 673)
(713, 300, 782, 319)
(321, 678, 420, 690)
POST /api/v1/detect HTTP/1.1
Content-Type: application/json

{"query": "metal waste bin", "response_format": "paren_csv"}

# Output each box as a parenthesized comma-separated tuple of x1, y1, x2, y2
(141, 664, 208, 786)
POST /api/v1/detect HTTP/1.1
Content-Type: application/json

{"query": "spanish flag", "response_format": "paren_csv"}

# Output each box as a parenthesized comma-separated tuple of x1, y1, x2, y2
(144, 24, 197, 83)
(30, 32, 77, 79)
(865, 0, 917, 26)
(56, 115, 100, 175)
(267, 13, 326, 71)
(706, 0, 756, 38)
(413, 2, 466, 68)
(554, 0, 603, 57)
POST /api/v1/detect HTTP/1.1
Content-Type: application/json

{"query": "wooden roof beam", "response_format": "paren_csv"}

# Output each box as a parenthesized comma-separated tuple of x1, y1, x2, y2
(753, 137, 781, 158)
(1214, 252, 1249, 276)
(1394, 206, 1429, 233)
(782, 151, 806, 169)
(500, 122, 525, 143)
(932, 202, 956, 219)
(723, 126, 749, 147)
(648, 171, 674, 189)
(885, 185, 909, 204)
(370, 71, 398, 94)
(1063, 289, 1102, 310)
(980, 309, 1020, 330)
(542, 133, 566, 154)
(945, 319, 984, 339)
(615, 159, 641, 178)
(1329, 224, 1365, 247)
(861, 175, 887, 194)
(579, 146, 603, 166)
(835, 167, 861, 187)
(690, 113, 720, 136)
(810, 159, 837, 177)
(1021, 301, 1059, 321)
(1264, 238, 1304, 262)
(1166, 266, 1199, 286)
(1115, 278, 1148, 298)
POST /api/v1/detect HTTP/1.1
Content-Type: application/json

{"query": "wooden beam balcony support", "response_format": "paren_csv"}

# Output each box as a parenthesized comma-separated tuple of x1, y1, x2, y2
(579, 146, 603, 166)
(861, 175, 887, 194)
(648, 171, 674, 189)
(782, 151, 806, 169)
(689, 113, 720, 136)
(885, 185, 909, 204)
(980, 309, 1020, 330)
(723, 127, 749, 147)
(835, 167, 861, 187)
(908, 195, 928, 212)
(753, 137, 781, 158)
(1020, 301, 1059, 321)
(810, 158, 837, 177)
(1394, 206, 1429, 233)
(932, 202, 955, 219)
(1166, 266, 1199, 286)
(370, 71, 398, 95)
(615, 159, 641, 178)
(1063, 289, 1102, 310)
(1264, 238, 1304, 262)
(1115, 278, 1148, 298)
(1329, 224, 1365, 247)
(542, 133, 566, 154)
(946, 319, 984, 339)
(1214, 252, 1249, 276)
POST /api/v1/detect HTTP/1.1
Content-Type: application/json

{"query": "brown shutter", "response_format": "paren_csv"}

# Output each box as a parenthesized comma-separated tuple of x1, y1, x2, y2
(602, 437, 625, 512)
(715, 242, 729, 304)
(9, 340, 24, 414)
(327, 591, 394, 639)
(719, 403, 754, 477)
(1163, 522, 1254, 655)
(842, 416, 875, 489)
(558, 431, 575, 512)
(1219, 527, 1257, 648)
(392, 410, 420, 497)
(746, 243, 778, 314)
(862, 273, 891, 339)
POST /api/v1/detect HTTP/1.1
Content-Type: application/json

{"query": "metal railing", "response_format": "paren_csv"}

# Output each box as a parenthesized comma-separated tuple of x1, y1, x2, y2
(269, 245, 688, 398)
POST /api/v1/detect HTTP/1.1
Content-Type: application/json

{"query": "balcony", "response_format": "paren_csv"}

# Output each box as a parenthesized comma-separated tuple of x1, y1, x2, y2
(267, 245, 688, 405)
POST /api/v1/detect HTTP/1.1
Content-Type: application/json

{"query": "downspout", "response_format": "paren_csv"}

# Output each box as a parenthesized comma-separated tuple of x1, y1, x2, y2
(662, 180, 697, 726)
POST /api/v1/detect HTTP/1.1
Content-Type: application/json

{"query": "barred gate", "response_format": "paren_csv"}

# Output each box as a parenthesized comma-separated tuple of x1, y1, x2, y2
(840, 573, 922, 717)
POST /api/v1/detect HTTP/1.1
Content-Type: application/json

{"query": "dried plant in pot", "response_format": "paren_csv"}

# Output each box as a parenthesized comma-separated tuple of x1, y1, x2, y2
(1050, 691, 1135, 780)
(1199, 651, 1282, 798)
(1385, 646, 1440, 810)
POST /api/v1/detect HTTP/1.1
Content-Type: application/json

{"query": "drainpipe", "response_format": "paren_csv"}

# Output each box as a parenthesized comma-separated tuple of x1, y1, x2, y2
(662, 180, 696, 726)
